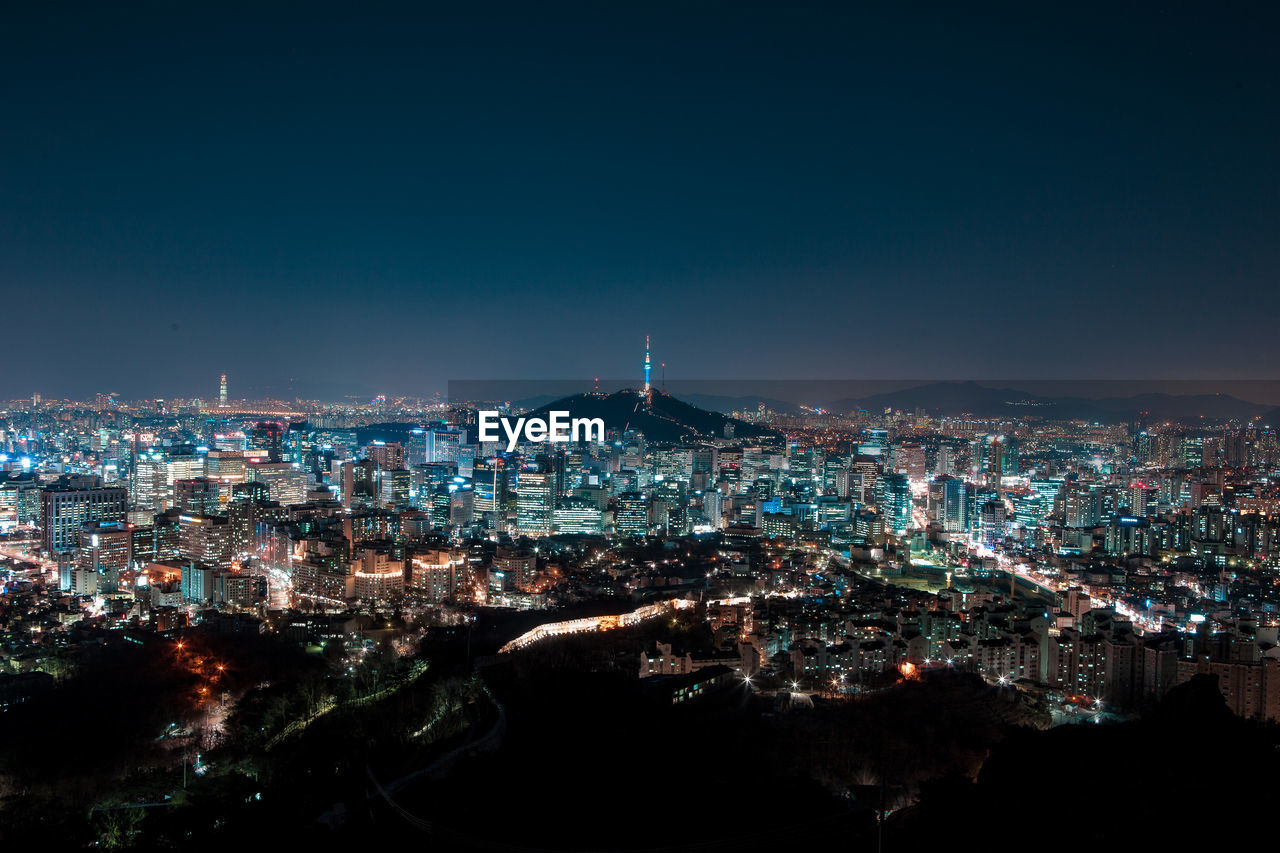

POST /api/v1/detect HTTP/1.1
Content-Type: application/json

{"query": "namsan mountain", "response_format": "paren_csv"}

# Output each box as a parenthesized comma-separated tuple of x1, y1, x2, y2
(525, 389, 778, 444)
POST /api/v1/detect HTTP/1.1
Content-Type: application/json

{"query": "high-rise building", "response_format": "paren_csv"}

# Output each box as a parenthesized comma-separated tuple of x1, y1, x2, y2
(876, 473, 912, 535)
(516, 470, 554, 537)
(40, 480, 128, 556)
(178, 514, 234, 570)
(978, 500, 1006, 547)
(219, 373, 228, 407)
(472, 457, 507, 515)
(425, 428, 463, 464)
(76, 520, 133, 594)
(554, 498, 604, 534)
(893, 444, 927, 481)
(1065, 487, 1102, 528)
(165, 452, 206, 491)
(247, 461, 309, 506)
(936, 444, 956, 477)
(365, 441, 406, 471)
(616, 491, 649, 536)
(174, 477, 221, 516)
(0, 472, 42, 532)
(938, 476, 969, 533)
(1012, 491, 1046, 528)
(250, 422, 285, 463)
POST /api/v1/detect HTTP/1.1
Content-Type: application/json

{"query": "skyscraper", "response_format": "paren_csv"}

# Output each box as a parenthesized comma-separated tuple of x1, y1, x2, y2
(938, 476, 969, 533)
(250, 421, 284, 463)
(616, 491, 649, 536)
(516, 470, 554, 537)
(174, 477, 221, 516)
(876, 472, 912, 535)
(40, 480, 129, 557)
(219, 373, 228, 407)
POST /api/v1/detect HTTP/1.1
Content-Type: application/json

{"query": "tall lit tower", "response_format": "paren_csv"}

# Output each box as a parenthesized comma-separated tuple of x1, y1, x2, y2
(643, 336, 651, 394)
(219, 374, 228, 407)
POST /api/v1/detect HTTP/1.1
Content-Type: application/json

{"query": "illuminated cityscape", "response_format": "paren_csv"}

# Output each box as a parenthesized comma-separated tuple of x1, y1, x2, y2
(3, 3, 1279, 851)
(7, 370, 1280, 847)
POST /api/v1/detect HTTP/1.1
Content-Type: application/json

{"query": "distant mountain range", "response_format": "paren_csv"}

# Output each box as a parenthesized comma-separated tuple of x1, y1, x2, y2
(552, 382, 1272, 424)
(821, 381, 1271, 422)
(526, 390, 777, 443)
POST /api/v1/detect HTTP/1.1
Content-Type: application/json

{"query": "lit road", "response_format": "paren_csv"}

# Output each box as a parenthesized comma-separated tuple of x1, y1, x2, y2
(992, 552, 1164, 633)
(0, 547, 58, 575)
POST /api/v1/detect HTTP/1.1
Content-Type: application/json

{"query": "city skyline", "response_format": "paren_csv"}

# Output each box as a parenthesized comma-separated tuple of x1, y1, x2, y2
(4, 3, 1280, 849)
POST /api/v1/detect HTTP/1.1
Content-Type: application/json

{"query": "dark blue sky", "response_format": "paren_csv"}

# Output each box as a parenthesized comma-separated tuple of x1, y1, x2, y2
(3, 2, 1277, 401)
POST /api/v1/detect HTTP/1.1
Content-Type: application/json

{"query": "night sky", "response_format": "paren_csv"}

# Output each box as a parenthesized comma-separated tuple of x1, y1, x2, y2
(3, 2, 1277, 401)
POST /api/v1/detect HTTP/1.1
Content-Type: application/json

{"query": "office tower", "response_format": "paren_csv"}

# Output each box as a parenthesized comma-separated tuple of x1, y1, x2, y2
(616, 491, 649, 536)
(178, 513, 234, 570)
(1000, 436, 1019, 477)
(180, 561, 215, 604)
(1130, 483, 1155, 517)
(516, 470, 554, 537)
(1106, 515, 1152, 556)
(250, 421, 285, 462)
(284, 422, 311, 467)
(1012, 491, 1046, 528)
(378, 468, 412, 509)
(336, 459, 377, 509)
(0, 472, 41, 532)
(425, 428, 463, 464)
(833, 468, 860, 501)
(936, 444, 956, 476)
(1182, 435, 1205, 468)
(553, 498, 604, 534)
(1029, 477, 1064, 517)
(174, 477, 221, 516)
(894, 444, 927, 480)
(1065, 487, 1102, 528)
(246, 460, 308, 506)
(937, 476, 969, 533)
(815, 495, 850, 528)
(76, 521, 133, 594)
(219, 373, 228, 407)
(365, 441, 406, 471)
(227, 481, 282, 556)
(40, 480, 128, 557)
(472, 457, 507, 514)
(978, 500, 1006, 547)
(449, 480, 474, 526)
(986, 437, 1004, 488)
(876, 472, 912, 535)
(696, 489, 722, 530)
(849, 456, 879, 503)
(429, 484, 453, 529)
